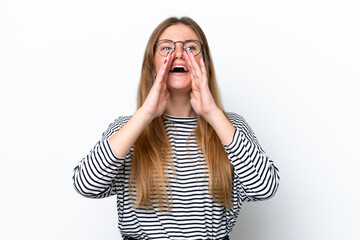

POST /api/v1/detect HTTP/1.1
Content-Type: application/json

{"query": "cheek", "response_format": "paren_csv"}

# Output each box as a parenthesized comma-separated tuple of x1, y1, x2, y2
(195, 56, 202, 67)
(154, 55, 164, 74)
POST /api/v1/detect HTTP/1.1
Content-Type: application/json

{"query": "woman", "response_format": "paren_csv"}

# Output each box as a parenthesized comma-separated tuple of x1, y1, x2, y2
(73, 17, 280, 240)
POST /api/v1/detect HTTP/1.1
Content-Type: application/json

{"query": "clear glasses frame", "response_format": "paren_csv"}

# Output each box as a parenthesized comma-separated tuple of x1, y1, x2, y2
(154, 39, 204, 57)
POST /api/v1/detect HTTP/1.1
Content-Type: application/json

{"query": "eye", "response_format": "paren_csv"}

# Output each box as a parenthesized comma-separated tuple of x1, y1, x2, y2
(184, 41, 201, 53)
(185, 46, 196, 51)
(157, 41, 175, 54)
(161, 46, 174, 51)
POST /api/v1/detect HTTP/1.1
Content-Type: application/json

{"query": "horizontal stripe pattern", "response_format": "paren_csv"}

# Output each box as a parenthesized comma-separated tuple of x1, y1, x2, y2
(73, 112, 280, 239)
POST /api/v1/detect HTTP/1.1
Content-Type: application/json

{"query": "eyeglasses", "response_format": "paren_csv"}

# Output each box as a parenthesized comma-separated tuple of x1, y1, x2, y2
(154, 39, 203, 57)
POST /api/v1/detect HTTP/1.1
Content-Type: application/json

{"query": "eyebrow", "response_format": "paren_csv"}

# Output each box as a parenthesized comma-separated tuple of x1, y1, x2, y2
(157, 39, 200, 42)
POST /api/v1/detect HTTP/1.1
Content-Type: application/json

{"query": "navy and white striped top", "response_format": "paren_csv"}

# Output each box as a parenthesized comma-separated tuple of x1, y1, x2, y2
(73, 112, 280, 240)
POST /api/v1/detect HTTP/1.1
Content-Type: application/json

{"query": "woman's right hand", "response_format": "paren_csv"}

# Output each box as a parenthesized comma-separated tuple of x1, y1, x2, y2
(109, 52, 174, 158)
(140, 51, 174, 119)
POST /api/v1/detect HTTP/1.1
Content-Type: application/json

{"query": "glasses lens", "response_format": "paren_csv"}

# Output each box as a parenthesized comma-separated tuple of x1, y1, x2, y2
(184, 41, 202, 56)
(156, 40, 175, 56)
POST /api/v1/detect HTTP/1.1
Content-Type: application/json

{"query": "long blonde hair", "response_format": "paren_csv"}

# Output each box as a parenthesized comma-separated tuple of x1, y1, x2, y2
(130, 17, 233, 210)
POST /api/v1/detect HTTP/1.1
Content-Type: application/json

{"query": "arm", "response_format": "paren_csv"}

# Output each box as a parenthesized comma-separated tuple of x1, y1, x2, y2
(223, 113, 280, 201)
(72, 116, 129, 198)
(73, 51, 175, 198)
(203, 109, 279, 201)
(184, 51, 279, 201)
(109, 51, 175, 158)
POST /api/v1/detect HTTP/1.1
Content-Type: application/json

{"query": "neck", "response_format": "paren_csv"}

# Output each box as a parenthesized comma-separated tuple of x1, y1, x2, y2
(165, 92, 196, 117)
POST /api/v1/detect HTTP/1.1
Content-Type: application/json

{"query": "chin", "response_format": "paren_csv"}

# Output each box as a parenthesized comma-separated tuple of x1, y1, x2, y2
(167, 75, 191, 92)
(167, 84, 192, 93)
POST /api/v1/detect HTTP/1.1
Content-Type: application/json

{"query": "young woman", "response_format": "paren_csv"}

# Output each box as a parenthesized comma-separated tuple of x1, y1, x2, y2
(73, 17, 280, 240)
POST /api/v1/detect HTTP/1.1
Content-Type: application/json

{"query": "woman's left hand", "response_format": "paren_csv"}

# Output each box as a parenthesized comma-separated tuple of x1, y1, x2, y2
(184, 50, 236, 145)
(184, 50, 219, 118)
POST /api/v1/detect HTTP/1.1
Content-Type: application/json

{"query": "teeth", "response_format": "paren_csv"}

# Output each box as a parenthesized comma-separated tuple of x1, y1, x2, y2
(171, 65, 189, 71)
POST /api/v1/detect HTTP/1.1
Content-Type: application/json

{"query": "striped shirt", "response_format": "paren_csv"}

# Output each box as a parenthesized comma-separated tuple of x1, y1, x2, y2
(73, 112, 280, 240)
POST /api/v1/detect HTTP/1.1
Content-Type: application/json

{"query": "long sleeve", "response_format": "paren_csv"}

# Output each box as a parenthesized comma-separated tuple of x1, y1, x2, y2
(72, 113, 279, 239)
(72, 116, 131, 198)
(224, 113, 280, 202)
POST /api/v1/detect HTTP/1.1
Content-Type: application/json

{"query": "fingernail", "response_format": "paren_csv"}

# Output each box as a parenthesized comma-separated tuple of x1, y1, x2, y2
(164, 59, 167, 64)
(166, 52, 169, 57)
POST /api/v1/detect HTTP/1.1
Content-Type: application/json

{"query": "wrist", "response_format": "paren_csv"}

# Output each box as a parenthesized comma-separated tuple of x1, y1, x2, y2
(202, 107, 223, 124)
(136, 107, 156, 125)
(203, 109, 235, 145)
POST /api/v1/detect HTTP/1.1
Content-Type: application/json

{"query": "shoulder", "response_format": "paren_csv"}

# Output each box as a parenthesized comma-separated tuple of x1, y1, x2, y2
(112, 115, 132, 126)
(226, 112, 251, 129)
(226, 112, 244, 123)
(226, 112, 257, 138)
(101, 115, 132, 140)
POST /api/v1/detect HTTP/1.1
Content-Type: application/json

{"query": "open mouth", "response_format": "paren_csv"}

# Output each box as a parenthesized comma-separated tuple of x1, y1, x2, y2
(170, 65, 189, 73)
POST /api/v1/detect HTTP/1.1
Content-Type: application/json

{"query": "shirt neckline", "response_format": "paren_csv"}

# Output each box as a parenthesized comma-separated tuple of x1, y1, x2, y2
(163, 114, 197, 123)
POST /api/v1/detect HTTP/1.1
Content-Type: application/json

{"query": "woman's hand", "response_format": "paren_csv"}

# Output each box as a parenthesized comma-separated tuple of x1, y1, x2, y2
(184, 50, 219, 118)
(140, 51, 174, 119)
(108, 52, 175, 158)
(184, 50, 235, 145)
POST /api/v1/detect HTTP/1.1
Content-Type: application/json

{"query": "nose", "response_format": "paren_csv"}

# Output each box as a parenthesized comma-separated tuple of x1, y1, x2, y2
(174, 42, 185, 59)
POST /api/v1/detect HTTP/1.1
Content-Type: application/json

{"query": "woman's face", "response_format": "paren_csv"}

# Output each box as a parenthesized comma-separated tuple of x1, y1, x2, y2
(154, 24, 202, 93)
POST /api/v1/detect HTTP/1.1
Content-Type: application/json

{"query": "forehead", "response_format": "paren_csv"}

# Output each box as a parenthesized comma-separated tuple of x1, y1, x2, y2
(159, 24, 199, 41)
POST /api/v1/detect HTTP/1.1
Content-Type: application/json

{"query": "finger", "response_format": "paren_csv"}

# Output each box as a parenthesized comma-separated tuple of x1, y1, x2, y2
(156, 51, 174, 84)
(183, 50, 194, 74)
(200, 56, 206, 74)
(185, 50, 197, 73)
(154, 55, 168, 84)
(190, 88, 199, 99)
(191, 76, 198, 92)
(185, 51, 201, 90)
(165, 51, 175, 71)
(183, 51, 198, 86)
(151, 53, 172, 94)
(184, 50, 198, 81)
(199, 57, 208, 86)
(165, 51, 175, 73)
(183, 50, 191, 65)
(187, 51, 202, 80)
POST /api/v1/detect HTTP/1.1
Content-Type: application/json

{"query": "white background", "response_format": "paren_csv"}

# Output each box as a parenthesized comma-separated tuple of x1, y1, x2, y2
(1, 0, 359, 239)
